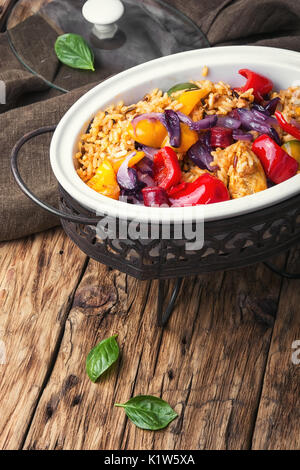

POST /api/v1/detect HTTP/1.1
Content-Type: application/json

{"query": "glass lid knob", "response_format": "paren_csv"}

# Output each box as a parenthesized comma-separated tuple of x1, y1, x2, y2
(82, 0, 125, 40)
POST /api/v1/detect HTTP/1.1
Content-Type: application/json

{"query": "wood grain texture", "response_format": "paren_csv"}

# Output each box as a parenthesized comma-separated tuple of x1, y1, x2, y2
(23, 259, 284, 450)
(119, 266, 283, 450)
(252, 246, 300, 450)
(1, 0, 300, 451)
(0, 228, 87, 449)
(6, 0, 53, 29)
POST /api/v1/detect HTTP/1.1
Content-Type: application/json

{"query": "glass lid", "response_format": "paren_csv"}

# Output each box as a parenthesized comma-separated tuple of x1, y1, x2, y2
(42, 0, 210, 75)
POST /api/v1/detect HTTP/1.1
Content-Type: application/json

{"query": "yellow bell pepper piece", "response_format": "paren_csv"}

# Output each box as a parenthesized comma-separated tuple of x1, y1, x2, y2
(112, 151, 145, 173)
(161, 122, 198, 153)
(177, 88, 210, 115)
(282, 140, 300, 164)
(128, 119, 167, 148)
(295, 107, 300, 117)
(87, 160, 120, 200)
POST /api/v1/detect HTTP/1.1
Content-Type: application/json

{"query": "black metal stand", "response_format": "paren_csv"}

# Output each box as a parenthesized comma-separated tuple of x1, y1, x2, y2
(11, 128, 300, 328)
(157, 278, 183, 327)
(264, 261, 300, 279)
(156, 261, 300, 328)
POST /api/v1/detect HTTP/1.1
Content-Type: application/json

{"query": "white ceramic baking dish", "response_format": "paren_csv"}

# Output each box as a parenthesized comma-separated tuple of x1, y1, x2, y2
(50, 45, 300, 223)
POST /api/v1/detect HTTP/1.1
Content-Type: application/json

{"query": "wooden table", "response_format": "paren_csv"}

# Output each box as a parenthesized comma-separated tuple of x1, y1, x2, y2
(0, 0, 300, 451)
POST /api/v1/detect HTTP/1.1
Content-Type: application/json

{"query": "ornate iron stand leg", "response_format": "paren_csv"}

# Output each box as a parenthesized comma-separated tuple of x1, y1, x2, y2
(157, 278, 183, 327)
(264, 261, 300, 279)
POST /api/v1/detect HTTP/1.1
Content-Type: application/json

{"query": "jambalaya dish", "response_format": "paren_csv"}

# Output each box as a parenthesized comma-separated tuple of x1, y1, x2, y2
(75, 68, 300, 207)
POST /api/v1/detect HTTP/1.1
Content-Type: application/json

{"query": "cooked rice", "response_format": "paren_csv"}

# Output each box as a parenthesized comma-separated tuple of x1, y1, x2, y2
(75, 89, 173, 181)
(75, 79, 255, 181)
(75, 78, 300, 200)
(272, 86, 300, 121)
(202, 65, 208, 77)
(189, 80, 254, 117)
(271, 86, 300, 142)
(181, 162, 209, 183)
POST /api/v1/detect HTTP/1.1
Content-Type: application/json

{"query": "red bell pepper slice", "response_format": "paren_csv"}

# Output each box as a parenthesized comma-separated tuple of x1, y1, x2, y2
(169, 173, 230, 207)
(142, 187, 170, 207)
(237, 69, 273, 102)
(275, 111, 300, 140)
(153, 146, 181, 190)
(167, 182, 187, 198)
(252, 134, 298, 184)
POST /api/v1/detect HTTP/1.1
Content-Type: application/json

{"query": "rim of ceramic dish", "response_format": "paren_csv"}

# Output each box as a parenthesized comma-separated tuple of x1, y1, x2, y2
(50, 45, 300, 223)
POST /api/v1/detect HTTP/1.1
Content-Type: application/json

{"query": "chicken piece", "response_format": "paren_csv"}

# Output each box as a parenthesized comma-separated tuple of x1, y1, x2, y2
(211, 141, 267, 199)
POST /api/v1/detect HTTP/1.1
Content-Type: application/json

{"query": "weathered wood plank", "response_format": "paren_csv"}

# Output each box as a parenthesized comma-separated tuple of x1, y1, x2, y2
(0, 228, 87, 449)
(2, 0, 298, 453)
(120, 265, 284, 450)
(23, 260, 134, 450)
(6, 0, 53, 29)
(252, 246, 300, 450)
(23, 257, 284, 450)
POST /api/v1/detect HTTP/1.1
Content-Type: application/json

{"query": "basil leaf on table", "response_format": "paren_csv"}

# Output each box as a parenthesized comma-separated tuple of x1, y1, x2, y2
(115, 395, 178, 430)
(167, 82, 199, 96)
(86, 335, 119, 382)
(55, 33, 95, 71)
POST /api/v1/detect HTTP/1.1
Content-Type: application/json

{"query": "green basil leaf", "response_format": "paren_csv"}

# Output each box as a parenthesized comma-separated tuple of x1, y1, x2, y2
(167, 82, 199, 96)
(115, 395, 178, 430)
(55, 33, 95, 71)
(86, 335, 119, 382)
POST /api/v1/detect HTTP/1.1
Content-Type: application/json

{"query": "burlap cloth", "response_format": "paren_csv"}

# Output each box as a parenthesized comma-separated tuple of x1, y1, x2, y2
(1, 0, 300, 241)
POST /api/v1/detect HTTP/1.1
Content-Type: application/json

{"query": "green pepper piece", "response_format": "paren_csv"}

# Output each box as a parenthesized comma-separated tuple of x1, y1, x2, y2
(167, 82, 199, 97)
